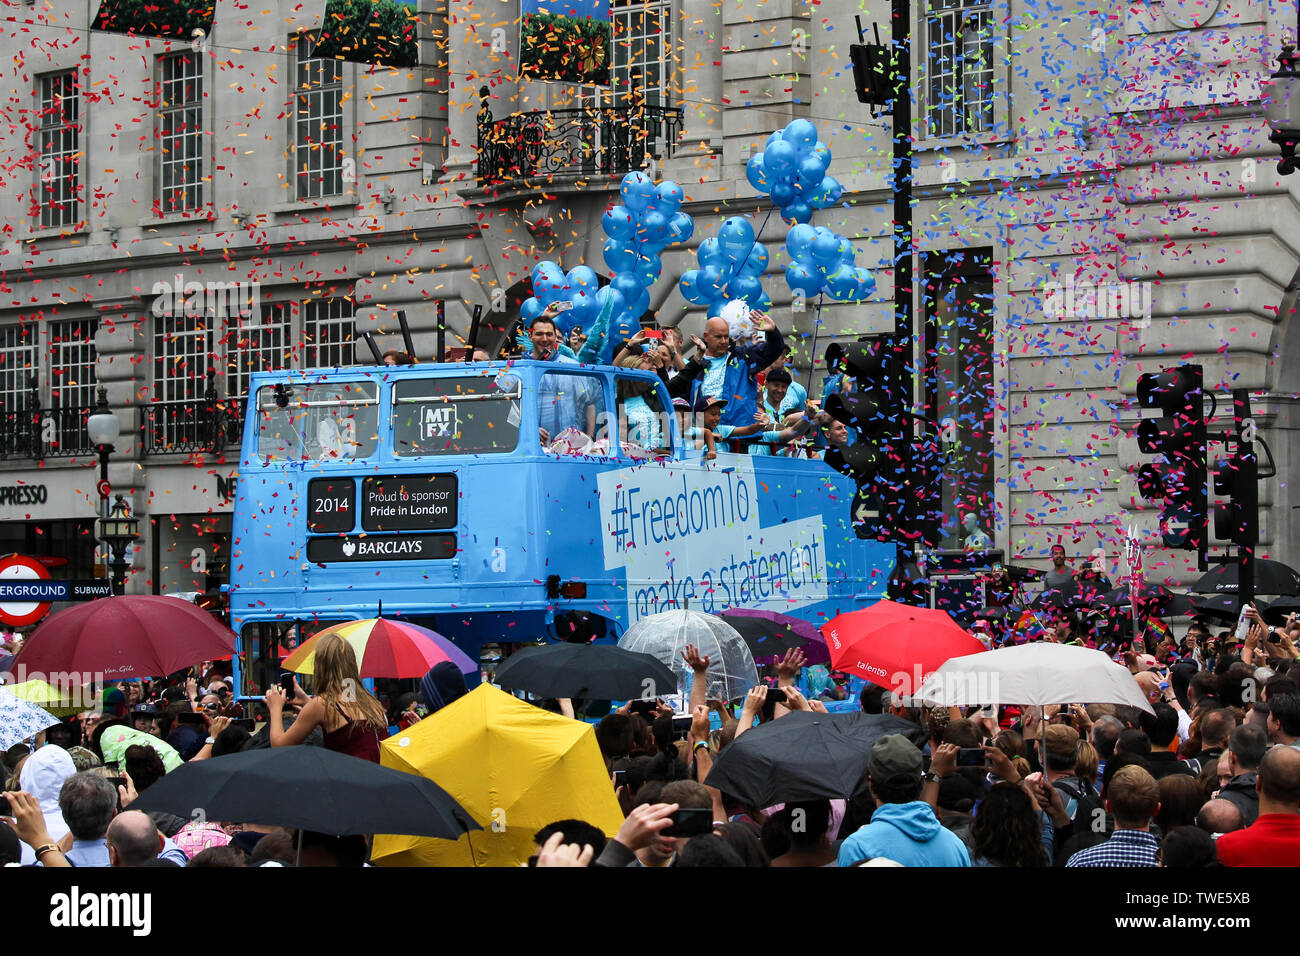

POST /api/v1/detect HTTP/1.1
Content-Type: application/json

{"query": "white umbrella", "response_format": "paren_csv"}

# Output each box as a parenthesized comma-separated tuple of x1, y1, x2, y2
(0, 685, 60, 749)
(617, 609, 757, 703)
(914, 642, 1154, 714)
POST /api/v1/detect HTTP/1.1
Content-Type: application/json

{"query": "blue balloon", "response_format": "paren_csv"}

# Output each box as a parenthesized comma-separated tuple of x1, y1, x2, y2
(854, 267, 877, 297)
(770, 182, 796, 207)
(826, 264, 858, 301)
(813, 140, 832, 167)
(611, 311, 640, 342)
(739, 243, 768, 277)
(811, 175, 844, 208)
(594, 284, 628, 318)
(531, 262, 567, 304)
(726, 274, 764, 306)
(679, 269, 710, 305)
(699, 266, 728, 299)
(653, 180, 684, 215)
(745, 154, 770, 192)
(570, 289, 599, 321)
(603, 205, 636, 241)
(785, 223, 817, 262)
(765, 130, 784, 150)
(698, 237, 727, 271)
(784, 118, 818, 154)
(635, 252, 663, 286)
(567, 265, 599, 291)
(796, 154, 827, 189)
(756, 289, 773, 312)
(765, 140, 797, 175)
(811, 231, 842, 266)
(718, 217, 754, 263)
(611, 271, 643, 301)
(520, 297, 545, 323)
(706, 298, 727, 320)
(620, 171, 655, 212)
(836, 238, 856, 265)
(627, 287, 651, 319)
(639, 209, 669, 245)
(603, 238, 638, 273)
(782, 200, 813, 224)
(784, 263, 822, 297)
(667, 211, 694, 244)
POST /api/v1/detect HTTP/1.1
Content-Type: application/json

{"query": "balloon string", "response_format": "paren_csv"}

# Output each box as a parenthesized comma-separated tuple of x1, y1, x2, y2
(806, 292, 825, 394)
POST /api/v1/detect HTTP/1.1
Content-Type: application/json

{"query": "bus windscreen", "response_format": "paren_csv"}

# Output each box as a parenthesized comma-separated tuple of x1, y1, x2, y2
(255, 381, 379, 461)
(391, 373, 521, 456)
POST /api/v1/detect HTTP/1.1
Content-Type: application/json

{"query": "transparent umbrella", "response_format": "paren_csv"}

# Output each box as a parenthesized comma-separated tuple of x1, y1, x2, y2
(617, 609, 758, 703)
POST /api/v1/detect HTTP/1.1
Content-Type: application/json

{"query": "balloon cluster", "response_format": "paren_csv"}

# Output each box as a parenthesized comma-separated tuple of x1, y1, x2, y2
(782, 224, 876, 302)
(677, 216, 772, 317)
(518, 262, 608, 337)
(601, 171, 694, 335)
(745, 118, 844, 225)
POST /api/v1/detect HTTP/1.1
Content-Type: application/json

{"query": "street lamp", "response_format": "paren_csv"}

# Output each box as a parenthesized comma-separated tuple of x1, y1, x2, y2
(99, 495, 139, 596)
(86, 386, 119, 516)
(1266, 46, 1300, 175)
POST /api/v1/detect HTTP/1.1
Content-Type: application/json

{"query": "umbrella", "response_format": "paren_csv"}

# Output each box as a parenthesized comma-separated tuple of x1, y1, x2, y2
(1192, 559, 1300, 596)
(1, 677, 85, 716)
(718, 608, 829, 664)
(371, 683, 624, 866)
(824, 600, 986, 696)
(617, 609, 757, 702)
(1030, 576, 1111, 610)
(1097, 585, 1194, 618)
(493, 643, 677, 700)
(97, 724, 183, 773)
(0, 686, 58, 749)
(283, 617, 476, 679)
(704, 711, 927, 807)
(12, 595, 236, 679)
(130, 745, 478, 839)
(1190, 594, 1270, 625)
(1263, 595, 1300, 626)
(915, 642, 1154, 714)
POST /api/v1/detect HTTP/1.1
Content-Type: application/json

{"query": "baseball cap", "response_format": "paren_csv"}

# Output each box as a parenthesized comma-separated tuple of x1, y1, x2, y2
(867, 734, 923, 782)
(693, 394, 728, 413)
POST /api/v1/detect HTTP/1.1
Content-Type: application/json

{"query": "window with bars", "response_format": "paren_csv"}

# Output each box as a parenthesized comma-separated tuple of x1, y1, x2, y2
(294, 35, 345, 200)
(36, 71, 81, 229)
(47, 320, 97, 453)
(0, 322, 96, 458)
(149, 314, 216, 453)
(303, 299, 355, 370)
(229, 307, 290, 403)
(158, 51, 206, 213)
(0, 325, 38, 413)
(922, 0, 995, 140)
(611, 0, 671, 107)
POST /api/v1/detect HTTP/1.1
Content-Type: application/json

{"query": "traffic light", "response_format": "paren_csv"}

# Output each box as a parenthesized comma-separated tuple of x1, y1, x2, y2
(824, 338, 897, 539)
(1212, 393, 1258, 547)
(1134, 364, 1206, 558)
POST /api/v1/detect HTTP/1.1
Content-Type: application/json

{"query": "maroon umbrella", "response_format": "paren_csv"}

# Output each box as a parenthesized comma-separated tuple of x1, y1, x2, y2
(13, 596, 236, 680)
(718, 609, 829, 665)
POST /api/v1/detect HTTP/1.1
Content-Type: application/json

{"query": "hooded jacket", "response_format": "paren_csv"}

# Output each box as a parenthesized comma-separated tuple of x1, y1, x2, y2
(17, 745, 75, 865)
(1218, 772, 1260, 827)
(420, 661, 468, 715)
(837, 800, 972, 867)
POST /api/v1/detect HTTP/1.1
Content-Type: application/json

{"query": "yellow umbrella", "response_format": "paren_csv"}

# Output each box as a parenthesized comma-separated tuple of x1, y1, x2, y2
(371, 683, 624, 867)
(6, 678, 83, 717)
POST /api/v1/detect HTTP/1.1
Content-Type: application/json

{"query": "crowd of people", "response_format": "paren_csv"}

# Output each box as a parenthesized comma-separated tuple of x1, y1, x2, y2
(6, 594, 1299, 868)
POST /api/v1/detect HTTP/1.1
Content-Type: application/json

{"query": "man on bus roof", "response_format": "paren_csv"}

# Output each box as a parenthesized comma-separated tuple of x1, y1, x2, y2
(529, 310, 600, 447)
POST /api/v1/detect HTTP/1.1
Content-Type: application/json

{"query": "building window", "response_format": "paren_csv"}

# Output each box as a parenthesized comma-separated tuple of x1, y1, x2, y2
(922, 0, 994, 140)
(36, 71, 81, 229)
(294, 35, 345, 200)
(47, 319, 97, 452)
(610, 0, 671, 106)
(0, 325, 38, 414)
(922, 249, 995, 549)
(230, 308, 290, 405)
(0, 322, 96, 458)
(303, 299, 356, 369)
(158, 51, 205, 214)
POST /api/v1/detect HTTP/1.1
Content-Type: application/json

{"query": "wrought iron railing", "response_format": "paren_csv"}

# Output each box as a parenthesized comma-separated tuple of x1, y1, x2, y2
(0, 403, 97, 460)
(477, 86, 683, 185)
(143, 397, 243, 456)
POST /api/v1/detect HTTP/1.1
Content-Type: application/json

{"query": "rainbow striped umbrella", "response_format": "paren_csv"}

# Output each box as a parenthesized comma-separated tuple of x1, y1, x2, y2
(283, 618, 476, 679)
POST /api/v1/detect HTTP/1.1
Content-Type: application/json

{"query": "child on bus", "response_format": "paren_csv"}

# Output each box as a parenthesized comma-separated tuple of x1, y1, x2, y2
(685, 395, 765, 458)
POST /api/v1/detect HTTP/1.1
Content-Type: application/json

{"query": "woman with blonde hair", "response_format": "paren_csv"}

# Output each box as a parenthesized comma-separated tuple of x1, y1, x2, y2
(614, 350, 669, 455)
(264, 634, 388, 762)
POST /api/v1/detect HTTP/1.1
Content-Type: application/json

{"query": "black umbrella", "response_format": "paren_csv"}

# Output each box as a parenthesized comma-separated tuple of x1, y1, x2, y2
(1098, 585, 1194, 618)
(492, 643, 678, 701)
(717, 609, 827, 663)
(1263, 595, 1300, 626)
(129, 745, 479, 838)
(1031, 576, 1110, 610)
(1191, 559, 1300, 596)
(1189, 594, 1271, 625)
(703, 711, 927, 807)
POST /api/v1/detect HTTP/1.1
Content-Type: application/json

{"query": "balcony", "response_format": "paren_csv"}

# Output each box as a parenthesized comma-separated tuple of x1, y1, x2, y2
(0, 403, 97, 461)
(142, 398, 243, 457)
(476, 86, 683, 187)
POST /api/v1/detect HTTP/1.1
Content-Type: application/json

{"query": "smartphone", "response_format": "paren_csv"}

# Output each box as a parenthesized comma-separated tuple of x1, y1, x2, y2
(670, 714, 693, 739)
(279, 672, 296, 698)
(628, 699, 659, 718)
(663, 807, 714, 838)
(613, 770, 627, 790)
(643, 328, 664, 340)
(176, 712, 206, 726)
(765, 688, 788, 704)
(552, 300, 574, 312)
(956, 748, 986, 767)
(0, 794, 9, 816)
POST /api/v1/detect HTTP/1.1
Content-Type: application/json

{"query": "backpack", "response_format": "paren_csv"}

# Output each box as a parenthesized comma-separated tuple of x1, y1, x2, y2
(1053, 776, 1105, 836)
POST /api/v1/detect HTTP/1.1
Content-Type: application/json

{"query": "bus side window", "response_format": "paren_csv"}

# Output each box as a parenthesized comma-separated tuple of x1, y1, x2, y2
(615, 375, 670, 459)
(538, 370, 608, 456)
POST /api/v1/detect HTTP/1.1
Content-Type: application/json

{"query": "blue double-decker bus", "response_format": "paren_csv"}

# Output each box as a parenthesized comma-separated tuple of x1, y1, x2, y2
(225, 359, 895, 698)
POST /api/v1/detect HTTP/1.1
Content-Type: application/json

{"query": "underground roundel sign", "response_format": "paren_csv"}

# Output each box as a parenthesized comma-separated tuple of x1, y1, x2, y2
(0, 554, 53, 627)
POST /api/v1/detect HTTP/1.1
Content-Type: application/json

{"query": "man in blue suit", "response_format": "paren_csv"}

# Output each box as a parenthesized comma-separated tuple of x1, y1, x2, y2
(669, 308, 784, 434)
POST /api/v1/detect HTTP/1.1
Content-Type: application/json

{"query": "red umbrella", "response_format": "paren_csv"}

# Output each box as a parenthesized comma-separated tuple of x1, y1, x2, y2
(824, 600, 986, 696)
(13, 596, 236, 680)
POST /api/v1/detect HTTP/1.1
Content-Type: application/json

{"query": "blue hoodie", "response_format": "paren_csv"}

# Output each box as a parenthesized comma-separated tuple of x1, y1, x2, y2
(837, 801, 972, 867)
